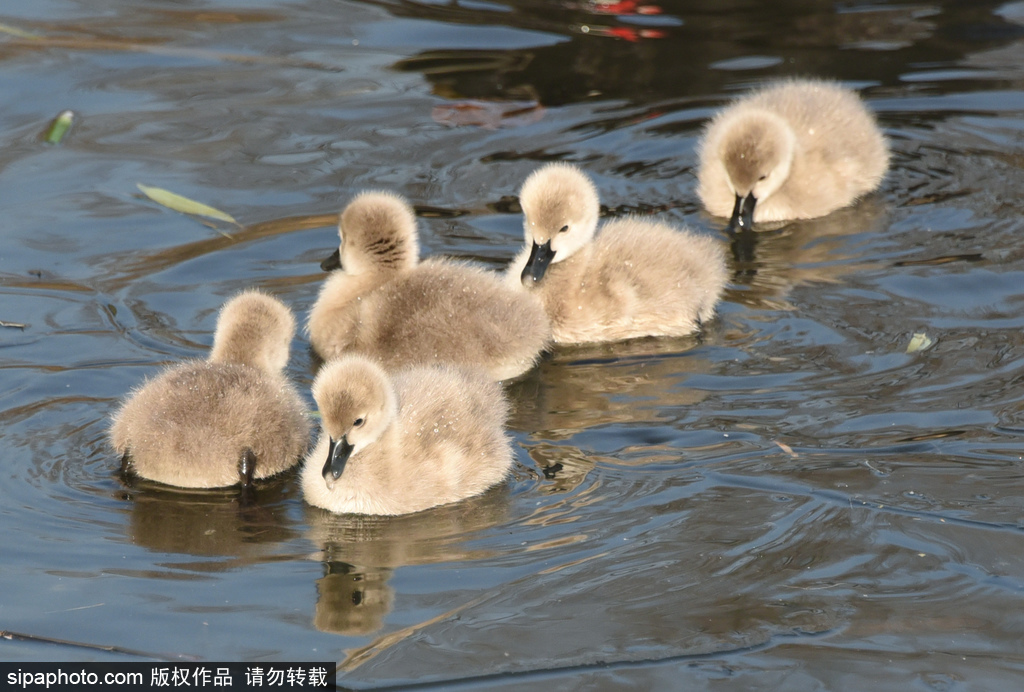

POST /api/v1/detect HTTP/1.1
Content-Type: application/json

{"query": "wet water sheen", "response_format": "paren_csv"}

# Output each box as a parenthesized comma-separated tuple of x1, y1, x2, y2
(3, 0, 1024, 688)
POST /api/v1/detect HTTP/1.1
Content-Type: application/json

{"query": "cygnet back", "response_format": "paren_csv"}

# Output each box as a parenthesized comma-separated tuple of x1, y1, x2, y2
(308, 191, 550, 380)
(110, 291, 310, 488)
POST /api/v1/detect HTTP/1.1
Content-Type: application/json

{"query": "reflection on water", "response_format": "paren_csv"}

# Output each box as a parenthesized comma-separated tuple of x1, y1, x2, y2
(304, 488, 509, 568)
(314, 563, 394, 636)
(123, 479, 298, 560)
(508, 338, 712, 437)
(305, 489, 509, 635)
(724, 196, 891, 310)
(3, 0, 1024, 685)
(506, 339, 714, 491)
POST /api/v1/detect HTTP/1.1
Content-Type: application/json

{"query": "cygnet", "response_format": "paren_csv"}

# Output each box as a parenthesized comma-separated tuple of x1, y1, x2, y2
(110, 291, 310, 488)
(697, 78, 889, 229)
(308, 191, 550, 381)
(506, 162, 728, 344)
(301, 355, 513, 515)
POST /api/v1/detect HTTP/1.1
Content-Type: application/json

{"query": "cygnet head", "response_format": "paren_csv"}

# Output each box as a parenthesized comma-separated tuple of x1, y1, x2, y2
(320, 191, 420, 276)
(311, 355, 398, 489)
(719, 110, 796, 231)
(517, 163, 600, 285)
(208, 290, 295, 373)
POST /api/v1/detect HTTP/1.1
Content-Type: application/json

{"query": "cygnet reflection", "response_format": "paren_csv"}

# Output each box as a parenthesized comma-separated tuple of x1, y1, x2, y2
(305, 486, 509, 635)
(506, 338, 717, 493)
(722, 195, 890, 310)
(122, 474, 298, 560)
(314, 560, 394, 636)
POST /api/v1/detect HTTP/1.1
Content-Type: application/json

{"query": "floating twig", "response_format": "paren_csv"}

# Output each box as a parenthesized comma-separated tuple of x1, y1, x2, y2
(0, 629, 197, 661)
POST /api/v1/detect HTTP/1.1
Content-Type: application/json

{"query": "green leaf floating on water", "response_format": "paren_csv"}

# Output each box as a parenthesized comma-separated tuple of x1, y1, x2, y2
(44, 110, 74, 145)
(906, 332, 934, 354)
(136, 184, 238, 225)
(0, 22, 41, 39)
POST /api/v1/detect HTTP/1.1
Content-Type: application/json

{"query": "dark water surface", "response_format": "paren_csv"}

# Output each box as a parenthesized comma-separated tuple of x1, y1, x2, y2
(4, 0, 1024, 688)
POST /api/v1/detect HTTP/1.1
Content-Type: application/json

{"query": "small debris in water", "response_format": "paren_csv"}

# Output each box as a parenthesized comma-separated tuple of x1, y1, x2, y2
(773, 440, 797, 457)
(432, 100, 545, 130)
(1, 320, 27, 330)
(0, 22, 41, 39)
(43, 110, 74, 145)
(906, 332, 934, 353)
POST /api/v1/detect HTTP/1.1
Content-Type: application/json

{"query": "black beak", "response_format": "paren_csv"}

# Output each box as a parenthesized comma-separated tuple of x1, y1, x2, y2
(322, 435, 355, 482)
(727, 193, 757, 232)
(320, 248, 342, 272)
(520, 240, 555, 285)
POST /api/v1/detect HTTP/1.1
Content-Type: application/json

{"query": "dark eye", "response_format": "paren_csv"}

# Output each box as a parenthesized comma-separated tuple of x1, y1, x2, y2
(354, 417, 365, 427)
(559, 224, 569, 233)
(758, 174, 767, 181)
